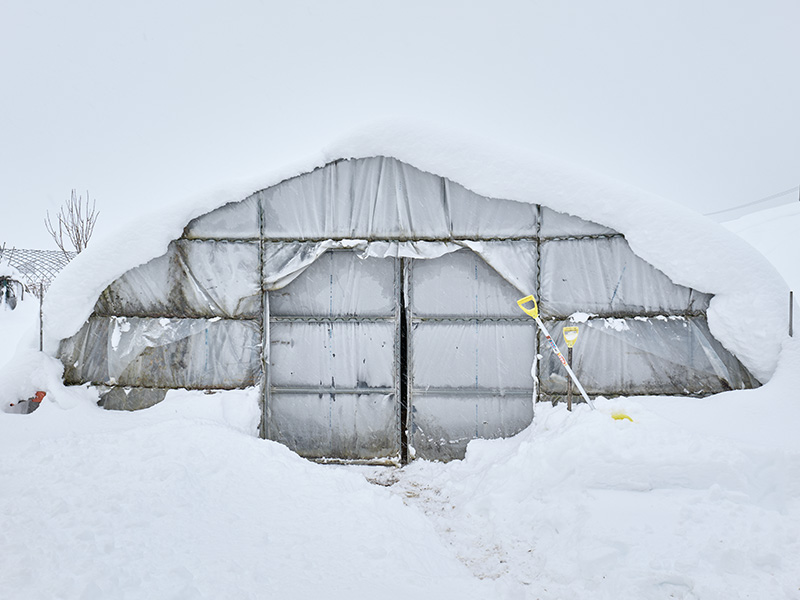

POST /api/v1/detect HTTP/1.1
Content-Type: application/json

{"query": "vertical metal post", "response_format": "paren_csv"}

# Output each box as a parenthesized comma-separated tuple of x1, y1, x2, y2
(791, 290, 794, 337)
(39, 282, 44, 351)
(258, 198, 269, 440)
(566, 346, 573, 411)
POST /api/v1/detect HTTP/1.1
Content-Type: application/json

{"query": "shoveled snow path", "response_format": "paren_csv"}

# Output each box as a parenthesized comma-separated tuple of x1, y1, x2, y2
(363, 384, 800, 599)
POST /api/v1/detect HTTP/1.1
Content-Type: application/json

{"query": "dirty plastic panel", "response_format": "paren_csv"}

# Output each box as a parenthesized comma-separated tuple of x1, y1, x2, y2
(539, 237, 711, 317)
(411, 321, 535, 390)
(61, 316, 260, 388)
(99, 387, 168, 411)
(183, 194, 261, 239)
(260, 157, 447, 239)
(537, 316, 758, 400)
(445, 179, 539, 238)
(270, 251, 396, 317)
(268, 393, 399, 460)
(260, 157, 540, 241)
(95, 240, 261, 318)
(412, 245, 536, 317)
(269, 321, 395, 389)
(539, 206, 618, 238)
(410, 395, 533, 461)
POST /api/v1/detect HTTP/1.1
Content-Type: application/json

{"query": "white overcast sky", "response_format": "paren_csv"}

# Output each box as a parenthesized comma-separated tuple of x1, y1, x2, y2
(1, 0, 799, 250)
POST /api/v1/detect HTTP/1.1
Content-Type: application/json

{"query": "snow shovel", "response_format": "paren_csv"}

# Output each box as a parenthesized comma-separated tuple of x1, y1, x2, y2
(517, 295, 596, 410)
(518, 295, 633, 421)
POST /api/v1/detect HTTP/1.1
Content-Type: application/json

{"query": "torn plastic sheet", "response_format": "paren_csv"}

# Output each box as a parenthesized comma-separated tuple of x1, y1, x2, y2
(264, 239, 538, 307)
(61, 316, 260, 388)
(267, 392, 399, 460)
(269, 251, 396, 317)
(95, 240, 261, 318)
(411, 244, 537, 317)
(539, 237, 711, 318)
(410, 394, 534, 461)
(537, 316, 758, 399)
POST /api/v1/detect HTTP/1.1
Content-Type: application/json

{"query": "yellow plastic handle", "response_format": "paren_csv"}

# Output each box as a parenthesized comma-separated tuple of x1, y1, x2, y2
(517, 295, 539, 319)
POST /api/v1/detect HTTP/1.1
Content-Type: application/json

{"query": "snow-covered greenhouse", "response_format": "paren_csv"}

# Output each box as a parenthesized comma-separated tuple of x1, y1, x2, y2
(50, 133, 780, 463)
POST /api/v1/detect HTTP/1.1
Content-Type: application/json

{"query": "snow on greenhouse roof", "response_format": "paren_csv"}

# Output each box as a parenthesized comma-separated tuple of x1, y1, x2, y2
(43, 121, 790, 382)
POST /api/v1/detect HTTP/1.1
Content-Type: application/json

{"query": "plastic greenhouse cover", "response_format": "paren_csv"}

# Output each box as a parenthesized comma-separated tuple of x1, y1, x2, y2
(257, 157, 540, 240)
(269, 251, 396, 318)
(267, 393, 398, 460)
(409, 394, 534, 461)
(411, 244, 537, 317)
(183, 194, 260, 240)
(269, 321, 395, 390)
(262, 239, 538, 301)
(95, 240, 261, 318)
(61, 316, 260, 389)
(411, 322, 535, 390)
(539, 237, 711, 317)
(537, 316, 757, 398)
(539, 206, 618, 238)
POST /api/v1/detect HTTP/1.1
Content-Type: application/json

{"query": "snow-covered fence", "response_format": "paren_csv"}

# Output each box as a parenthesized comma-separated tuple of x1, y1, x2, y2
(0, 248, 75, 298)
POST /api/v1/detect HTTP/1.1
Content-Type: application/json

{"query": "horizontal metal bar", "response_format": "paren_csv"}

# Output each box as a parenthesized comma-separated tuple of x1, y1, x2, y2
(541, 233, 624, 242)
(180, 234, 622, 243)
(539, 311, 708, 321)
(411, 316, 531, 323)
(270, 315, 395, 323)
(271, 387, 394, 395)
(411, 388, 534, 396)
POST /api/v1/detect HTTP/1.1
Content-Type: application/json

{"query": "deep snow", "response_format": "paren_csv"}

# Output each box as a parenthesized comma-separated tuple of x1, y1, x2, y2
(1, 344, 798, 599)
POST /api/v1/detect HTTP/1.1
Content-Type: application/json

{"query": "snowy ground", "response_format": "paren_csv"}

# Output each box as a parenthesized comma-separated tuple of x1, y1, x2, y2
(1, 204, 799, 599)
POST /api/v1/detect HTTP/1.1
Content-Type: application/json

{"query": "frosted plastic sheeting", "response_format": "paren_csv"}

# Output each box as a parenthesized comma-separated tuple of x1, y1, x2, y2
(259, 157, 540, 240)
(100, 387, 168, 411)
(269, 322, 395, 389)
(410, 395, 533, 461)
(537, 317, 758, 399)
(183, 195, 260, 239)
(262, 240, 456, 291)
(60, 316, 260, 388)
(412, 322, 535, 390)
(539, 206, 617, 238)
(270, 251, 396, 317)
(540, 237, 711, 317)
(412, 245, 537, 317)
(445, 179, 539, 238)
(95, 240, 261, 318)
(268, 393, 398, 460)
(260, 157, 448, 239)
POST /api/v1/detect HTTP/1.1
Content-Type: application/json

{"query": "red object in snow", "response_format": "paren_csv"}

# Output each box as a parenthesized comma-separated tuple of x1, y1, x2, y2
(30, 391, 46, 403)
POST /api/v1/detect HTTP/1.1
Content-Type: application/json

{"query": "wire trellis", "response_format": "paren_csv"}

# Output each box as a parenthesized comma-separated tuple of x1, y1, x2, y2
(0, 248, 75, 298)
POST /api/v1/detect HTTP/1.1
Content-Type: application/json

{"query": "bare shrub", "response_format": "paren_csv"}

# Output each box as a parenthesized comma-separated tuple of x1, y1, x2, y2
(45, 190, 99, 255)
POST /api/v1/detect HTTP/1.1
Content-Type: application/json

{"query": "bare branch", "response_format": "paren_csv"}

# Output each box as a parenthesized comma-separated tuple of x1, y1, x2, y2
(44, 190, 100, 255)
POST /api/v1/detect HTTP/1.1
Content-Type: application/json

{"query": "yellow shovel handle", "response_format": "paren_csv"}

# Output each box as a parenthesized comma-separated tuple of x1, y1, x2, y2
(517, 295, 539, 319)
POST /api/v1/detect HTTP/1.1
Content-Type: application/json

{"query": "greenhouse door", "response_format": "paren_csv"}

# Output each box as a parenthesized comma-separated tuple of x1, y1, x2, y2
(264, 248, 536, 463)
(266, 251, 403, 462)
